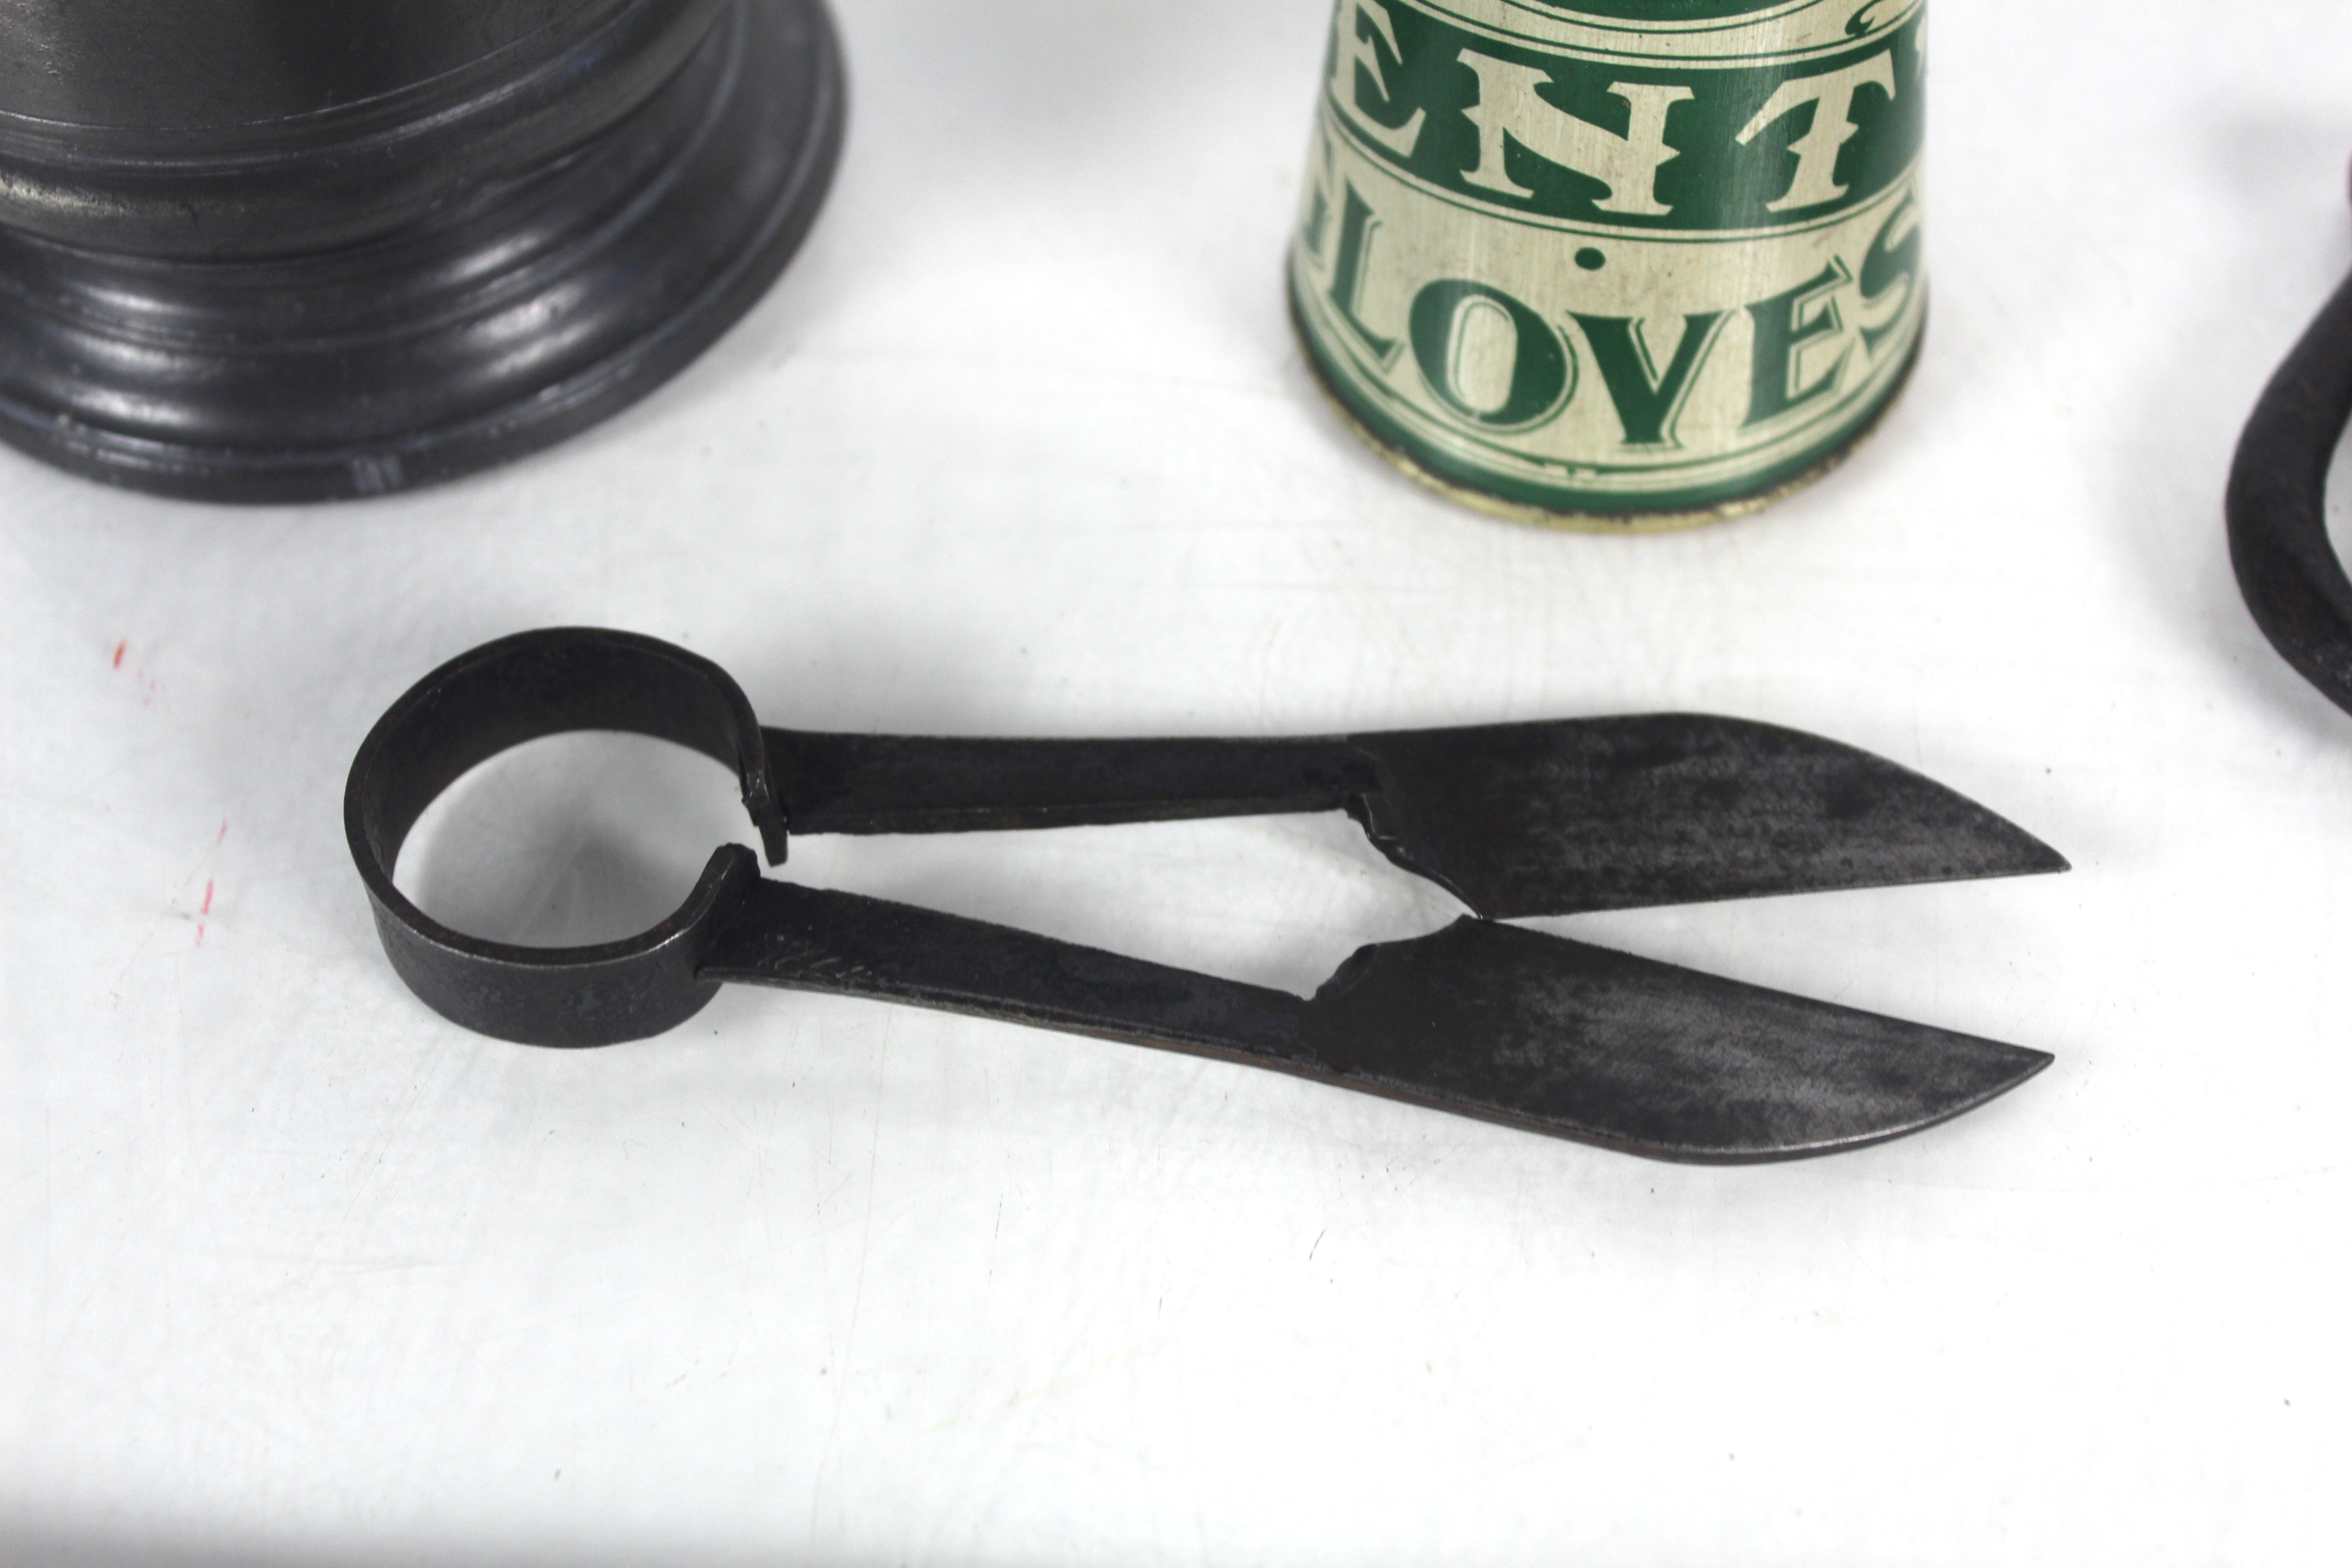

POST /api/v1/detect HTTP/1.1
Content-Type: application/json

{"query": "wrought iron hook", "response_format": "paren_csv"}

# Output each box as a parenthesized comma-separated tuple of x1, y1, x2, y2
(2227, 169, 2352, 718)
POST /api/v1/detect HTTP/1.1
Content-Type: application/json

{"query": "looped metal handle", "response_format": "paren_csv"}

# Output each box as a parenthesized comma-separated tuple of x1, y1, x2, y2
(343, 628, 786, 1047)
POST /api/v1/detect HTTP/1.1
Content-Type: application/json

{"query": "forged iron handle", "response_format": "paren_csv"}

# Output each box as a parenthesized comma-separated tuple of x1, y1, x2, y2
(702, 874, 1316, 1065)
(766, 729, 1376, 836)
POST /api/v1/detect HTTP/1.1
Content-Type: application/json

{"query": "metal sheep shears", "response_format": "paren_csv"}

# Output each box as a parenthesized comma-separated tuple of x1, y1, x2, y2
(346, 628, 2067, 1164)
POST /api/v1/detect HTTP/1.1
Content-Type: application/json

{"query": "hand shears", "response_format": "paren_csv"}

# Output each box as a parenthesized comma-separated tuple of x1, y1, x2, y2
(347, 628, 2066, 1164)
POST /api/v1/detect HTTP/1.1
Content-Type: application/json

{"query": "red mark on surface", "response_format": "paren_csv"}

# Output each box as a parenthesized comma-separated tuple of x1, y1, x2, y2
(217, 820, 228, 844)
(196, 879, 214, 946)
(112, 641, 126, 669)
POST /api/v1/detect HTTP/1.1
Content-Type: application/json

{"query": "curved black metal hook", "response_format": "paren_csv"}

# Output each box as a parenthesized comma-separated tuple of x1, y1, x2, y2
(2227, 192, 2352, 718)
(343, 628, 788, 1046)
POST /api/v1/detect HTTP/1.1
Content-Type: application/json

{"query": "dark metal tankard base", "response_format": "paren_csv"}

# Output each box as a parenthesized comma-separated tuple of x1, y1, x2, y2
(0, 0, 844, 503)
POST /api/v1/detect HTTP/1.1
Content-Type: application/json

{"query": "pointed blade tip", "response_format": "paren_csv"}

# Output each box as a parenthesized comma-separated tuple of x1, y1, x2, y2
(1368, 710, 2070, 915)
(1980, 817, 2070, 879)
(1741, 1039, 2055, 1165)
(1309, 921, 2059, 1166)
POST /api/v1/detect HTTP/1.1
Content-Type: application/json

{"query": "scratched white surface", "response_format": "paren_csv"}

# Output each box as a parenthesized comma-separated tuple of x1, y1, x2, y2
(3, 1, 2349, 1563)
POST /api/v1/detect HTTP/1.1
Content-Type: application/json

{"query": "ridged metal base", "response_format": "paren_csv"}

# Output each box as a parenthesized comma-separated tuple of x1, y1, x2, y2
(0, 0, 843, 503)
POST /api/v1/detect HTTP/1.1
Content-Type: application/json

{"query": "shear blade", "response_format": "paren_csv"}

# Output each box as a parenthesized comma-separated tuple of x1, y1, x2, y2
(1304, 919, 2050, 1162)
(1353, 714, 2067, 919)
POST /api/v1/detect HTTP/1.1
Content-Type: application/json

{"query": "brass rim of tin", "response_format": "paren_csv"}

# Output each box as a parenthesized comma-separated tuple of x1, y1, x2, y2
(1288, 284, 1929, 536)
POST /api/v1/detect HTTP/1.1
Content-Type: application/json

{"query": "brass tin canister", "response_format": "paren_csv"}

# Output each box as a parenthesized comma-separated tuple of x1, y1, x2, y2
(1289, 0, 1926, 529)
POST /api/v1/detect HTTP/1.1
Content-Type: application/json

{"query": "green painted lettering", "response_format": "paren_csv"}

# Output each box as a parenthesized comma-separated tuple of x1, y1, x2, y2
(1456, 53, 1692, 217)
(1330, 0, 1426, 157)
(1735, 54, 1897, 213)
(1326, 185, 1399, 364)
(1572, 311, 1726, 446)
(1857, 192, 1921, 354)
(1409, 279, 1573, 430)
(1745, 260, 1852, 427)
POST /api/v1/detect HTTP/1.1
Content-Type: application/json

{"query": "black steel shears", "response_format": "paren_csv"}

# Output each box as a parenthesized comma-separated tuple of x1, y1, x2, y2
(347, 629, 2066, 1164)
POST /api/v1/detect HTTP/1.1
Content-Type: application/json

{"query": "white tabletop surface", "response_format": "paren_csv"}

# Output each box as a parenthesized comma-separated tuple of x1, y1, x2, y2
(5, 1, 2350, 1562)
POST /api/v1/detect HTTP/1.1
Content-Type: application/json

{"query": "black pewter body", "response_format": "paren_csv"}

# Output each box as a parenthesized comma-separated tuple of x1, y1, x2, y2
(345, 628, 2064, 1164)
(0, 0, 844, 501)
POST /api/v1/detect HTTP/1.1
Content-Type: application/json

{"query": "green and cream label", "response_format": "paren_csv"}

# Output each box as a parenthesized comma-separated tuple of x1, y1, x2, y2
(1290, 0, 1926, 519)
